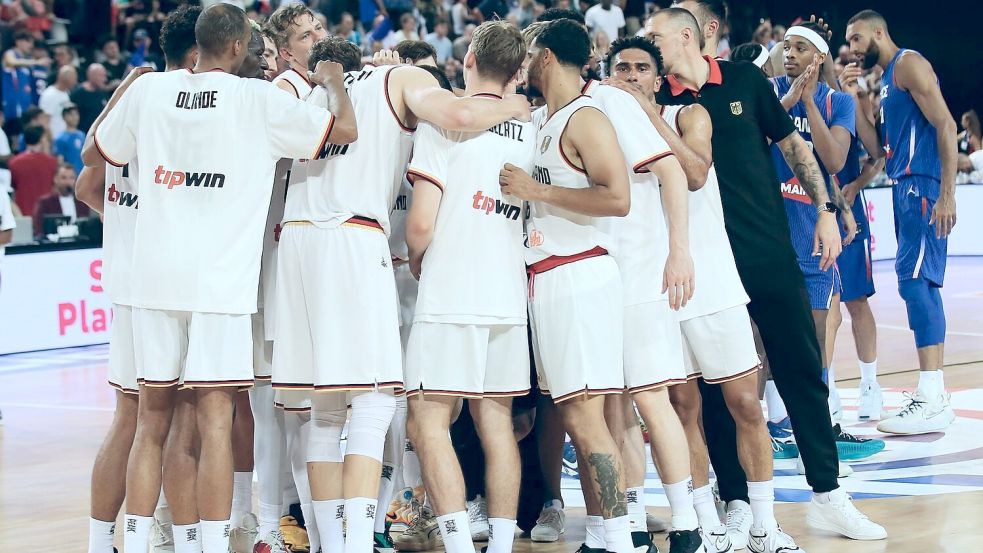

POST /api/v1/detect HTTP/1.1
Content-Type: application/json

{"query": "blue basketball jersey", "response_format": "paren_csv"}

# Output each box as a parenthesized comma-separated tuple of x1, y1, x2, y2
(1, 50, 34, 120)
(879, 49, 942, 190)
(835, 136, 870, 241)
(770, 76, 856, 260)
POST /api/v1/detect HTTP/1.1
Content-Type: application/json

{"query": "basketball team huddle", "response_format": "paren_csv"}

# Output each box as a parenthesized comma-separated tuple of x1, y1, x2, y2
(76, 2, 959, 553)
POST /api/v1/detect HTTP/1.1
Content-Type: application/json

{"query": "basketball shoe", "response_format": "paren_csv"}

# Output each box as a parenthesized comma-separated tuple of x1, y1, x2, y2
(806, 487, 887, 540)
(530, 500, 565, 542)
(668, 529, 707, 553)
(724, 501, 751, 550)
(253, 530, 289, 553)
(876, 391, 955, 435)
(150, 504, 174, 553)
(833, 424, 885, 460)
(387, 486, 424, 532)
(392, 500, 441, 551)
(229, 513, 259, 553)
(467, 494, 489, 540)
(747, 526, 803, 553)
(767, 419, 798, 459)
(857, 381, 884, 420)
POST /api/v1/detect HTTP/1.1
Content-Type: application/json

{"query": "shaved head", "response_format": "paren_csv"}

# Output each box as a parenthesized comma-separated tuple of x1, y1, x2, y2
(195, 3, 249, 57)
(847, 9, 888, 32)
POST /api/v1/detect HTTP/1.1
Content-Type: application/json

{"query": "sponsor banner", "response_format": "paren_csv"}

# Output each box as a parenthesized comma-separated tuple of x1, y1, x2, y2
(0, 248, 112, 354)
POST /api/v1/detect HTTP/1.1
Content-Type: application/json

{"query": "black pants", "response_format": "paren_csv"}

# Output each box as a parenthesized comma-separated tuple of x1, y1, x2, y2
(703, 258, 838, 499)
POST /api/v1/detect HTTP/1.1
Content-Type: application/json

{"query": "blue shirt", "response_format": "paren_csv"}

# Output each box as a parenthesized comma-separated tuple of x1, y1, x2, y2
(2, 50, 34, 120)
(54, 129, 85, 174)
(879, 49, 941, 188)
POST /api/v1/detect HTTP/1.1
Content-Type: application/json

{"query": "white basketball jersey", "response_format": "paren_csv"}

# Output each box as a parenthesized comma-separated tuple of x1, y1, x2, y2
(660, 105, 749, 320)
(283, 65, 413, 235)
(526, 95, 614, 264)
(408, 109, 536, 324)
(273, 67, 314, 99)
(583, 80, 674, 306)
(102, 158, 139, 306)
(388, 176, 412, 261)
(257, 158, 288, 338)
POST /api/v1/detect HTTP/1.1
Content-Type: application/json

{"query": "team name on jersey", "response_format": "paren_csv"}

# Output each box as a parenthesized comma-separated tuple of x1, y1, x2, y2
(107, 183, 138, 208)
(175, 90, 218, 110)
(393, 193, 407, 211)
(343, 68, 373, 90)
(487, 121, 526, 142)
(153, 165, 226, 190)
(780, 181, 811, 204)
(472, 190, 520, 220)
(532, 165, 551, 185)
(792, 115, 811, 134)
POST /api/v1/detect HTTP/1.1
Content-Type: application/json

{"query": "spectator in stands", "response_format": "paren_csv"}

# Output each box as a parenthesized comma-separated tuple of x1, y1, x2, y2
(451, 0, 471, 37)
(424, 18, 453, 64)
(2, 30, 46, 121)
(336, 12, 362, 46)
(476, 0, 509, 23)
(99, 37, 128, 89)
(53, 104, 84, 174)
(18, 106, 49, 150)
(418, 0, 445, 34)
(9, 125, 56, 215)
(958, 110, 980, 155)
(49, 43, 80, 84)
(32, 163, 88, 238)
(70, 64, 109, 133)
(383, 13, 420, 48)
(452, 23, 474, 61)
(443, 56, 464, 88)
(30, 40, 51, 103)
(38, 65, 77, 138)
(585, 0, 626, 40)
(127, 28, 163, 71)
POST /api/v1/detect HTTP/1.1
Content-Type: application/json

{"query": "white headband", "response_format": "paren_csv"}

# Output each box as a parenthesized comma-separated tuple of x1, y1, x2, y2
(785, 25, 829, 54)
(752, 45, 770, 68)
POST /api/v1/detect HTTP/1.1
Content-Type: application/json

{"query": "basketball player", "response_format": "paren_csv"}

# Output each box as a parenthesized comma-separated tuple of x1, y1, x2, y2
(76, 8, 200, 553)
(648, 7, 886, 542)
(845, 10, 957, 436)
(400, 21, 534, 553)
(83, 5, 357, 553)
(271, 35, 529, 553)
(604, 35, 807, 553)
(501, 18, 640, 553)
(266, 4, 328, 98)
(260, 29, 278, 81)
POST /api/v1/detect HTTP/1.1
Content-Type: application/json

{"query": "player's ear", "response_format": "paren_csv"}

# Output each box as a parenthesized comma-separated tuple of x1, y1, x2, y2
(706, 19, 718, 39)
(463, 50, 477, 70)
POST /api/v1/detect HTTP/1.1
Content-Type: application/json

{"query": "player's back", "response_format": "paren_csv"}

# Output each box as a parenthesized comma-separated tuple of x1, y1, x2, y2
(102, 159, 139, 306)
(283, 64, 413, 235)
(409, 112, 536, 324)
(880, 49, 941, 185)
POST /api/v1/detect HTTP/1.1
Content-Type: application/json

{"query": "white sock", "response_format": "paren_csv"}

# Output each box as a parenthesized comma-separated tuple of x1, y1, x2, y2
(828, 364, 838, 395)
(918, 370, 944, 397)
(375, 463, 396, 533)
(313, 499, 344, 553)
(603, 515, 633, 553)
(764, 380, 787, 423)
(258, 500, 281, 541)
(122, 514, 153, 553)
(626, 485, 646, 532)
(859, 359, 878, 384)
(692, 484, 721, 529)
(344, 497, 377, 552)
(662, 477, 699, 531)
(403, 439, 423, 488)
(747, 480, 778, 531)
(87, 518, 116, 553)
(436, 511, 473, 553)
(199, 519, 231, 553)
(300, 502, 321, 553)
(232, 471, 253, 525)
(173, 522, 202, 553)
(585, 515, 605, 549)
(486, 517, 517, 552)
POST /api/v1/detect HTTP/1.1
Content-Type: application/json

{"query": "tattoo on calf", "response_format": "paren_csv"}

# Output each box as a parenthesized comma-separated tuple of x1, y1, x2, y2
(588, 452, 627, 518)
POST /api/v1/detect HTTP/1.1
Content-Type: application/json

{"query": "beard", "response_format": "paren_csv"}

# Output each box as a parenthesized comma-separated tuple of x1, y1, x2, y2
(862, 41, 880, 70)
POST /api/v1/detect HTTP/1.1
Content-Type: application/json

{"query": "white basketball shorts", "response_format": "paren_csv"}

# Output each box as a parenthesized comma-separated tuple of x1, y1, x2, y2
(624, 300, 687, 393)
(108, 304, 138, 394)
(681, 305, 761, 383)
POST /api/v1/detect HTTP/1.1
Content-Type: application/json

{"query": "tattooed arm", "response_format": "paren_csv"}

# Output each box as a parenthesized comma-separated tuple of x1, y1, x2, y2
(777, 132, 842, 269)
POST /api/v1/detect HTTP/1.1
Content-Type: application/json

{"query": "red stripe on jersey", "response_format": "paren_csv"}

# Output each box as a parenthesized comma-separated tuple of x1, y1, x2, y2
(406, 168, 445, 191)
(384, 67, 417, 133)
(633, 151, 675, 174)
(94, 134, 126, 168)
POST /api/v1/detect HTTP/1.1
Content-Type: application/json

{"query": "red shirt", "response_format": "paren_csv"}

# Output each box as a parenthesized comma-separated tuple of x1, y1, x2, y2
(9, 150, 58, 215)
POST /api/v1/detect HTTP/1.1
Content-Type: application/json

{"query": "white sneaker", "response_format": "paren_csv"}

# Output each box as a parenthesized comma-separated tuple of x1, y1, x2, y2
(646, 512, 670, 533)
(467, 493, 489, 540)
(748, 526, 804, 553)
(705, 525, 735, 553)
(796, 457, 853, 477)
(229, 513, 258, 553)
(877, 390, 955, 435)
(530, 501, 565, 542)
(828, 385, 843, 424)
(806, 488, 887, 540)
(857, 382, 884, 420)
(724, 500, 751, 550)
(150, 505, 174, 553)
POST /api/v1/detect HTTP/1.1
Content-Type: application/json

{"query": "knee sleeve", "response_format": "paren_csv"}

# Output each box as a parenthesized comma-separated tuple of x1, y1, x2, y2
(308, 394, 347, 463)
(346, 390, 397, 462)
(898, 278, 946, 347)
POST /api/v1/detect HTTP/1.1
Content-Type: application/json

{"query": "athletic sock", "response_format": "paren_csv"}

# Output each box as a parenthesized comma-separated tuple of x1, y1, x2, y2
(257, 500, 281, 540)
(764, 380, 787, 424)
(231, 471, 253, 525)
(403, 439, 423, 488)
(918, 369, 944, 398)
(747, 480, 778, 531)
(173, 522, 202, 553)
(122, 514, 153, 553)
(300, 501, 321, 553)
(199, 519, 231, 553)
(662, 477, 699, 531)
(375, 463, 396, 533)
(344, 497, 377, 552)
(603, 515, 633, 553)
(692, 484, 721, 529)
(436, 511, 472, 553)
(88, 517, 116, 553)
(486, 518, 517, 552)
(626, 485, 646, 532)
(859, 359, 878, 385)
(585, 515, 606, 549)
(313, 499, 343, 553)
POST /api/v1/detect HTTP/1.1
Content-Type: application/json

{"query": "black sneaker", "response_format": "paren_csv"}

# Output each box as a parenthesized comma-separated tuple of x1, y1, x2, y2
(632, 530, 660, 553)
(667, 529, 704, 553)
(575, 544, 608, 553)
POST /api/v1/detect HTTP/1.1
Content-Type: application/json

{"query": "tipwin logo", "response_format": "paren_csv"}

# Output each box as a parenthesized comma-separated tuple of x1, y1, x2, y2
(472, 191, 520, 220)
(107, 184, 138, 209)
(154, 165, 226, 190)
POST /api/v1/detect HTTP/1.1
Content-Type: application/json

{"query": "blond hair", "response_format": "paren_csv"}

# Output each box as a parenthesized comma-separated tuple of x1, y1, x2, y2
(470, 20, 526, 85)
(265, 4, 316, 50)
